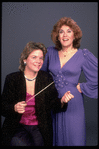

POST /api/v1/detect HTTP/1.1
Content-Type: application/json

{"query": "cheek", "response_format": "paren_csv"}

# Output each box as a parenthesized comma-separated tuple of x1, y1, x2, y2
(57, 35, 61, 40)
(71, 33, 75, 39)
(41, 61, 44, 66)
(69, 34, 74, 42)
(58, 35, 62, 42)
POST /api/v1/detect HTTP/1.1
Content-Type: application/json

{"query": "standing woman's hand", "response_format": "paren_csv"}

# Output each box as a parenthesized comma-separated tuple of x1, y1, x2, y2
(76, 83, 82, 93)
(14, 101, 27, 114)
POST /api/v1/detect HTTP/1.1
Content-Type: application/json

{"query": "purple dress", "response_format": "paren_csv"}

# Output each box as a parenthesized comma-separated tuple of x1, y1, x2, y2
(41, 46, 98, 146)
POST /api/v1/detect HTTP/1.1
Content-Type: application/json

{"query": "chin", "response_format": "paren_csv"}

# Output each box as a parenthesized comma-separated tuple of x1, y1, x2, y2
(63, 43, 72, 48)
(34, 68, 41, 72)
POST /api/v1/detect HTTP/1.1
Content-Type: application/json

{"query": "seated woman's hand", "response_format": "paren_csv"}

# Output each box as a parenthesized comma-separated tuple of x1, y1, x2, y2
(61, 91, 74, 104)
(14, 101, 27, 114)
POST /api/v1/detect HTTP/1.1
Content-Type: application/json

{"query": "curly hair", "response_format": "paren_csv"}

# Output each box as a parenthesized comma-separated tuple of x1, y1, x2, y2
(19, 41, 47, 72)
(51, 17, 82, 51)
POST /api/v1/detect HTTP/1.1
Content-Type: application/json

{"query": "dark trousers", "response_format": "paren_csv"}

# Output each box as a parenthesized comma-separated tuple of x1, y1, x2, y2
(10, 124, 44, 146)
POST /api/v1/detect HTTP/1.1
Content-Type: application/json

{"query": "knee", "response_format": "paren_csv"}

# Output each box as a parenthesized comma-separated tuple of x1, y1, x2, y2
(10, 136, 29, 146)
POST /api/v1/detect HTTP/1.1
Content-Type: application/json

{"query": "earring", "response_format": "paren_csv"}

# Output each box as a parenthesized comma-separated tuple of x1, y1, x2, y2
(24, 62, 26, 66)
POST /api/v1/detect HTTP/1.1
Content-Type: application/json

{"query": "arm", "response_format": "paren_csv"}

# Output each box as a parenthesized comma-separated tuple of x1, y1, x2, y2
(77, 49, 98, 98)
(1, 75, 17, 118)
(47, 74, 74, 111)
(41, 48, 49, 72)
(1, 74, 25, 118)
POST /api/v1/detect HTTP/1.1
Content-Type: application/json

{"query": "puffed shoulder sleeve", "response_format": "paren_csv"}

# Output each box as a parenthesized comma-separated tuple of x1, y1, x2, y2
(80, 49, 98, 99)
(41, 47, 49, 72)
(41, 46, 54, 72)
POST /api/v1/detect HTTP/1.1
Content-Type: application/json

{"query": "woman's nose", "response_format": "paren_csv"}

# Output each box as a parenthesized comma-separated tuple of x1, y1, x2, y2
(63, 32, 67, 36)
(36, 58, 42, 63)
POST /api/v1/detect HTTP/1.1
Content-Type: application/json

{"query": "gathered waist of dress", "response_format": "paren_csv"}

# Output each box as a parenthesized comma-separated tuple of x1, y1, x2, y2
(54, 76, 77, 89)
(52, 71, 77, 89)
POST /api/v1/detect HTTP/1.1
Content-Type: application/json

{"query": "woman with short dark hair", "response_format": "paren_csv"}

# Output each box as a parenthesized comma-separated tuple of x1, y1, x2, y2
(1, 41, 74, 146)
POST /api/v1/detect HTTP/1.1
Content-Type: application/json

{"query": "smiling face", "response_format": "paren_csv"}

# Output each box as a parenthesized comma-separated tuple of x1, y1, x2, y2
(58, 25, 75, 49)
(24, 49, 44, 73)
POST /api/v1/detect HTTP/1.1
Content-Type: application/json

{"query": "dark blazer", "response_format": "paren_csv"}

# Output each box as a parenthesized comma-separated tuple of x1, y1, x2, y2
(1, 70, 62, 146)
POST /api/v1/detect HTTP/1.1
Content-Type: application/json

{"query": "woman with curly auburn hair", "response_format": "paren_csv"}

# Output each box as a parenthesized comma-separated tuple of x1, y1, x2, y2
(51, 17, 82, 50)
(41, 17, 98, 146)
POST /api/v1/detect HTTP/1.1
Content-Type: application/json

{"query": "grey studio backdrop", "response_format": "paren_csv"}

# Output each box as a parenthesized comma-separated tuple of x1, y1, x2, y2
(1, 2, 98, 146)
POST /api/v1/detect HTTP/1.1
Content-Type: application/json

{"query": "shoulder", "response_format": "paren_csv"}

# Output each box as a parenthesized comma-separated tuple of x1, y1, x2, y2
(78, 49, 98, 66)
(5, 71, 24, 81)
(6, 71, 23, 78)
(80, 48, 90, 55)
(79, 49, 97, 60)
(38, 70, 53, 82)
(78, 48, 92, 60)
(47, 46, 58, 54)
(79, 48, 96, 57)
(38, 70, 53, 79)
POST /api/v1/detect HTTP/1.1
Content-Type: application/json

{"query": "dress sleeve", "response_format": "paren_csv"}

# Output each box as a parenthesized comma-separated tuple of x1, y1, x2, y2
(80, 49, 98, 99)
(41, 47, 50, 72)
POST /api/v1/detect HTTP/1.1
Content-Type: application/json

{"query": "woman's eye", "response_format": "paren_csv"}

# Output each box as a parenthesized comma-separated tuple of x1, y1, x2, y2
(32, 56, 36, 59)
(39, 56, 44, 60)
(59, 30, 64, 33)
(67, 30, 72, 33)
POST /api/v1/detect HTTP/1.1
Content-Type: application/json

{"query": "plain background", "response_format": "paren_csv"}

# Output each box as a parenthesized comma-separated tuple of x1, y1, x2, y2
(1, 2, 98, 146)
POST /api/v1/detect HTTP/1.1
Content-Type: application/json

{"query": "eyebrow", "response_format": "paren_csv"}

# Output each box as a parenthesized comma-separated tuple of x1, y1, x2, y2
(30, 55, 43, 57)
(59, 28, 72, 32)
(60, 28, 72, 30)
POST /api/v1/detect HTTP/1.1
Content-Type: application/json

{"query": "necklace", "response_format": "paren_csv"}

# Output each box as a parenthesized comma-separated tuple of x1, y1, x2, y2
(24, 74, 36, 81)
(61, 50, 67, 57)
(61, 48, 77, 58)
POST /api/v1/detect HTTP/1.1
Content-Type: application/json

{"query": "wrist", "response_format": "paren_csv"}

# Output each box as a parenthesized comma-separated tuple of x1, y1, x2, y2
(14, 104, 17, 112)
(78, 83, 82, 93)
(61, 99, 64, 108)
(61, 98, 64, 104)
